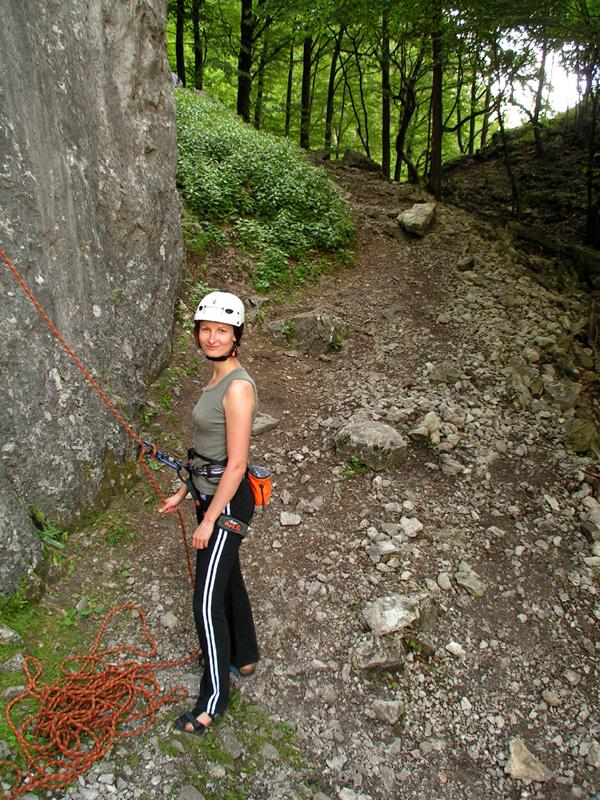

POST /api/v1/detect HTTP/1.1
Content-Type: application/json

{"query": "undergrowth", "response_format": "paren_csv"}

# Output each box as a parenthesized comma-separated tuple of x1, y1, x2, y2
(175, 89, 354, 292)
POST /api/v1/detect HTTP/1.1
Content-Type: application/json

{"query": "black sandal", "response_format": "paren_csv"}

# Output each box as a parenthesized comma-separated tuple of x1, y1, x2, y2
(174, 711, 222, 736)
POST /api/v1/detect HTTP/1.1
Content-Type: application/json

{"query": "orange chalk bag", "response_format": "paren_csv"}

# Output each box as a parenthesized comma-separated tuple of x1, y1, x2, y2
(246, 464, 272, 507)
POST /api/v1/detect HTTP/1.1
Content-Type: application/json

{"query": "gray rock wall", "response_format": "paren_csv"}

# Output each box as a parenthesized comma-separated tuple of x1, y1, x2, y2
(0, 0, 183, 593)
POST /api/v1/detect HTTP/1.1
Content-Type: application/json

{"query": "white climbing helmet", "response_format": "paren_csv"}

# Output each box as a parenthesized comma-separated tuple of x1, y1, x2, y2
(194, 291, 245, 327)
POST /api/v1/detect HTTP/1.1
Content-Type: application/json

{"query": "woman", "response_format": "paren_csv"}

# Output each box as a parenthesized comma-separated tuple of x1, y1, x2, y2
(159, 291, 259, 735)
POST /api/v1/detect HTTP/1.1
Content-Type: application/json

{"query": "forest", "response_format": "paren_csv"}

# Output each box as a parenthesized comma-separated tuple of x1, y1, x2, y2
(165, 0, 599, 232)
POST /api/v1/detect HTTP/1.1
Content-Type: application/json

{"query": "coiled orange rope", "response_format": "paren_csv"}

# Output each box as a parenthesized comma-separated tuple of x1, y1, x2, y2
(0, 246, 201, 797)
(1, 605, 199, 800)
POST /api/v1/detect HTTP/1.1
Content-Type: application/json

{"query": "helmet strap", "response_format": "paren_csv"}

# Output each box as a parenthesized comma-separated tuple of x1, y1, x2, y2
(205, 342, 239, 362)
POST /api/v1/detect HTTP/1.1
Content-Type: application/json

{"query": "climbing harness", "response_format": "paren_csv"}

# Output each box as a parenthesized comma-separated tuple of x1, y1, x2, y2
(187, 447, 228, 485)
(0, 245, 200, 799)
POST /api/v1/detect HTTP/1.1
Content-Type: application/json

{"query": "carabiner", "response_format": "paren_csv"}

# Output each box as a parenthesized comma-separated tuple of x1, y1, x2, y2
(140, 440, 182, 472)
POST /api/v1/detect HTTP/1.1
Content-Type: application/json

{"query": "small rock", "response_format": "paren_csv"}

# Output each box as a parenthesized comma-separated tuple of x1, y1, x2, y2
(437, 572, 452, 591)
(400, 516, 424, 537)
(542, 690, 561, 707)
(455, 571, 486, 597)
(372, 699, 404, 724)
(445, 641, 466, 658)
(280, 512, 302, 526)
(440, 454, 467, 476)
(363, 594, 421, 636)
(260, 742, 280, 761)
(252, 413, 279, 435)
(585, 743, 600, 768)
(177, 786, 206, 800)
(0, 624, 24, 647)
(220, 728, 243, 759)
(505, 738, 553, 783)
(160, 611, 179, 630)
(430, 361, 461, 384)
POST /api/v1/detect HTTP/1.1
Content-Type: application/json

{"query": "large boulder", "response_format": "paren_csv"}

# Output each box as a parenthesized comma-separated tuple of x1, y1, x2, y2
(0, 0, 183, 593)
(263, 311, 346, 355)
(334, 410, 408, 470)
(398, 202, 436, 236)
(341, 150, 381, 172)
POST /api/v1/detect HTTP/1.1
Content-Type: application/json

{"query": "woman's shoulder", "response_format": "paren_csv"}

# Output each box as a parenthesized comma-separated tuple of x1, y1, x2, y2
(227, 367, 255, 386)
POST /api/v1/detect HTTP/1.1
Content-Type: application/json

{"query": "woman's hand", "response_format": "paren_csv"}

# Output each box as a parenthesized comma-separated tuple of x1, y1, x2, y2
(158, 485, 187, 515)
(192, 516, 215, 550)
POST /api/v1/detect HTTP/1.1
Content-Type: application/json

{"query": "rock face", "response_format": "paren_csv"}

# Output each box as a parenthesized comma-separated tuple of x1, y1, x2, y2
(0, 0, 183, 593)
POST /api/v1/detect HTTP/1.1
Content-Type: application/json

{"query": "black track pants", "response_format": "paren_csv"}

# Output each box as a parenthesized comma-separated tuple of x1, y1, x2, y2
(192, 477, 259, 718)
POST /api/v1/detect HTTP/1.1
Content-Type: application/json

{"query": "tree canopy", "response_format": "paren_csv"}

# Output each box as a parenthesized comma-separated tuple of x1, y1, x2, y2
(166, 0, 600, 238)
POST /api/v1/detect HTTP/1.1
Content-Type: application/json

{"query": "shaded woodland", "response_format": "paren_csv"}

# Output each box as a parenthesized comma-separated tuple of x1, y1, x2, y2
(165, 0, 599, 246)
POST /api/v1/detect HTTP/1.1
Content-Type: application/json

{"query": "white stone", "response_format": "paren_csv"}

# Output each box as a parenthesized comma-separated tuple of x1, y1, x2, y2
(505, 738, 553, 783)
(400, 516, 423, 537)
(363, 594, 421, 636)
(280, 512, 302, 526)
(445, 641, 466, 658)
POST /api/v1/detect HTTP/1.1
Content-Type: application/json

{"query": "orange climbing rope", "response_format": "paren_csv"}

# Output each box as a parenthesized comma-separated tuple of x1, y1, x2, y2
(1, 605, 198, 800)
(0, 246, 200, 798)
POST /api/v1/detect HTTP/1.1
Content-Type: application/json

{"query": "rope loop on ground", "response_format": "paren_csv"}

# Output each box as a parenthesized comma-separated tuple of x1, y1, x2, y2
(0, 605, 200, 800)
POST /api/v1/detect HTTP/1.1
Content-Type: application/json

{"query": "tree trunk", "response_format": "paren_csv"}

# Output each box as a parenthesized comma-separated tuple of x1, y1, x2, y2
(300, 34, 312, 150)
(455, 53, 465, 154)
(324, 28, 343, 158)
(285, 39, 294, 137)
(585, 89, 600, 248)
(532, 40, 547, 158)
(176, 0, 186, 87)
(480, 84, 492, 149)
(468, 69, 477, 155)
(237, 0, 254, 122)
(254, 35, 268, 129)
(394, 78, 420, 184)
(381, 13, 391, 178)
(497, 102, 521, 220)
(428, 0, 443, 199)
(191, 0, 204, 90)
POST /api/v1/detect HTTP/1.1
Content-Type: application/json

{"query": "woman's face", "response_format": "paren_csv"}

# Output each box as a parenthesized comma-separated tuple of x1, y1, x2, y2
(197, 320, 236, 358)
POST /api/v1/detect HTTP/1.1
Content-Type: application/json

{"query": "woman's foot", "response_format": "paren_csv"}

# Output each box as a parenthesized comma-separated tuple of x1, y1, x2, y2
(174, 710, 221, 736)
(231, 663, 256, 677)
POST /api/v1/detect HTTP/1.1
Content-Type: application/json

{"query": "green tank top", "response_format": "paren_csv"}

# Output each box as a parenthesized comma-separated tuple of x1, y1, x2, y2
(191, 367, 258, 495)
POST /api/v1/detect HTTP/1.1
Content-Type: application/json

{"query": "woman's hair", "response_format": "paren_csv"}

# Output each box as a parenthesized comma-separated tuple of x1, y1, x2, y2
(194, 321, 244, 351)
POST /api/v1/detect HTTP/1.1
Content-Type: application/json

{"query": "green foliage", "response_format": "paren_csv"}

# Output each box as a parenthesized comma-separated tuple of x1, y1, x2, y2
(31, 507, 68, 565)
(175, 90, 354, 291)
(341, 456, 370, 478)
(89, 510, 137, 546)
(281, 320, 296, 340)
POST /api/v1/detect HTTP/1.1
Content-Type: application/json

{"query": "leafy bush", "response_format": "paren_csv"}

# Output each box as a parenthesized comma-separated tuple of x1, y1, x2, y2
(175, 90, 354, 291)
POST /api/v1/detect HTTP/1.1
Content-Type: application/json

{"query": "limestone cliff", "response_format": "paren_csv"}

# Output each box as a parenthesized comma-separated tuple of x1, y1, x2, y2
(0, 0, 183, 592)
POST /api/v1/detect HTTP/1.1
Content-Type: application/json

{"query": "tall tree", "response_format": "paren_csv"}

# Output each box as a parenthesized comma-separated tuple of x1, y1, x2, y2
(237, 0, 255, 120)
(191, 0, 205, 89)
(380, 11, 391, 177)
(300, 34, 313, 148)
(176, 0, 187, 86)
(428, 0, 443, 198)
